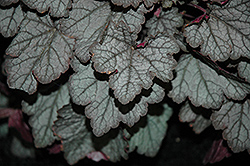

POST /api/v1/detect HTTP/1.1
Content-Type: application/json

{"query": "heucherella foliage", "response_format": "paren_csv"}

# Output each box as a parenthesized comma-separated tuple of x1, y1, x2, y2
(0, 0, 250, 165)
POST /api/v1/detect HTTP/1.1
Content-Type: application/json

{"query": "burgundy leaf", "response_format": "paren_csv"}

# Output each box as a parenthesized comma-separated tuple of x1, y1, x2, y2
(87, 151, 108, 162)
(203, 139, 232, 164)
(48, 143, 62, 154)
(8, 109, 33, 143)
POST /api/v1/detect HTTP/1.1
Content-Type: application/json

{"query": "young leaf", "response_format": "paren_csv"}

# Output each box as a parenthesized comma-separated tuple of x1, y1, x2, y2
(92, 21, 178, 104)
(22, 84, 70, 148)
(59, 0, 149, 63)
(111, 0, 157, 8)
(22, 0, 72, 17)
(211, 99, 250, 153)
(69, 58, 165, 136)
(127, 103, 173, 157)
(203, 139, 232, 164)
(0, 5, 25, 37)
(168, 54, 250, 109)
(179, 101, 211, 134)
(4, 12, 74, 94)
(0, 108, 33, 143)
(53, 104, 128, 165)
(146, 7, 184, 37)
(184, 0, 250, 61)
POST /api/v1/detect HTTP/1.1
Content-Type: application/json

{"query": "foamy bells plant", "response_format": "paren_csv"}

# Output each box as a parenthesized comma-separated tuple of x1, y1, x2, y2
(0, 0, 250, 165)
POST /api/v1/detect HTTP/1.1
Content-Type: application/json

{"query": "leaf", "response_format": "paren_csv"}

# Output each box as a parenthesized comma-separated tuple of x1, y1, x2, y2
(22, 83, 70, 148)
(92, 21, 178, 104)
(211, 99, 250, 153)
(53, 104, 128, 165)
(10, 136, 35, 158)
(146, 7, 184, 37)
(120, 83, 165, 127)
(0, 108, 33, 142)
(0, 5, 25, 37)
(168, 54, 250, 109)
(162, 0, 182, 8)
(22, 0, 71, 17)
(127, 103, 173, 157)
(4, 12, 74, 94)
(179, 101, 211, 134)
(0, 0, 18, 6)
(203, 139, 232, 164)
(87, 151, 108, 162)
(53, 105, 94, 165)
(69, 58, 165, 136)
(184, 0, 250, 61)
(8, 109, 33, 143)
(238, 61, 250, 83)
(111, 0, 158, 8)
(59, 0, 149, 63)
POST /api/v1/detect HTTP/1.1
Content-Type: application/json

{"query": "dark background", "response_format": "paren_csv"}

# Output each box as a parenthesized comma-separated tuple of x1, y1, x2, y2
(1, 5, 250, 164)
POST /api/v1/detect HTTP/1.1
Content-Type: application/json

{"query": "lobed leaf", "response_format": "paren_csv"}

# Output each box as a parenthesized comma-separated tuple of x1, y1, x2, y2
(92, 21, 178, 104)
(211, 99, 250, 153)
(5, 12, 74, 94)
(111, 0, 157, 8)
(22, 84, 70, 148)
(59, 0, 150, 63)
(179, 101, 211, 134)
(0, 5, 25, 37)
(184, 0, 250, 61)
(53, 105, 94, 165)
(53, 104, 128, 165)
(0, 0, 18, 6)
(146, 7, 184, 37)
(69, 58, 165, 136)
(168, 54, 250, 109)
(22, 0, 71, 17)
(238, 61, 250, 83)
(127, 103, 173, 157)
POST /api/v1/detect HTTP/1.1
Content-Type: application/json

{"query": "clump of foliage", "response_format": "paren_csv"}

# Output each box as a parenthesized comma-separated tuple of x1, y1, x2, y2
(0, 0, 250, 165)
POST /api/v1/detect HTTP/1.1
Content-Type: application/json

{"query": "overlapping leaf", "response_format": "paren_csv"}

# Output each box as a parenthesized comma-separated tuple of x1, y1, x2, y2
(59, 0, 149, 63)
(211, 99, 250, 153)
(146, 7, 184, 37)
(168, 54, 250, 109)
(92, 21, 178, 104)
(69, 58, 165, 136)
(184, 0, 250, 61)
(0, 5, 25, 37)
(238, 61, 250, 83)
(22, 0, 71, 17)
(127, 103, 173, 157)
(179, 101, 211, 134)
(0, 0, 18, 6)
(111, 0, 157, 8)
(162, 0, 182, 8)
(4, 12, 74, 94)
(53, 104, 128, 165)
(22, 83, 70, 148)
